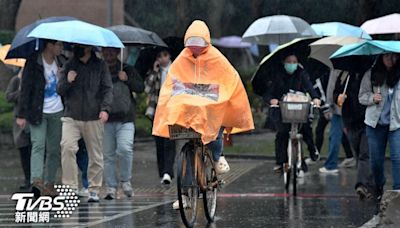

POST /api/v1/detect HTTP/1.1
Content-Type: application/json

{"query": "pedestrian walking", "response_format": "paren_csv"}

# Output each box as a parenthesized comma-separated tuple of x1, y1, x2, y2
(102, 47, 144, 199)
(6, 69, 31, 190)
(57, 45, 113, 203)
(16, 40, 64, 197)
(145, 49, 176, 184)
(359, 53, 400, 205)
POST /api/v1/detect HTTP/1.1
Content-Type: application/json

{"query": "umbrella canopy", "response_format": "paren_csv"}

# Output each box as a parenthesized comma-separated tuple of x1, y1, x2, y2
(361, 13, 400, 35)
(242, 15, 317, 45)
(6, 16, 76, 59)
(309, 36, 365, 68)
(0, 44, 25, 67)
(107, 25, 167, 47)
(28, 20, 124, 48)
(330, 40, 400, 72)
(311, 22, 371, 39)
(251, 37, 318, 96)
(212, 36, 252, 48)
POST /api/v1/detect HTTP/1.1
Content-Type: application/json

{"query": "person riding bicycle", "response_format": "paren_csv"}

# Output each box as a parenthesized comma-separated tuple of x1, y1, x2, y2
(151, 20, 254, 209)
(268, 53, 321, 173)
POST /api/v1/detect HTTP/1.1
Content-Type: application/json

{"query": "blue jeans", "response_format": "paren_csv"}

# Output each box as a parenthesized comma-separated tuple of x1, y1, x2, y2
(366, 125, 400, 190)
(103, 122, 134, 188)
(324, 114, 344, 170)
(206, 128, 224, 161)
(76, 139, 89, 189)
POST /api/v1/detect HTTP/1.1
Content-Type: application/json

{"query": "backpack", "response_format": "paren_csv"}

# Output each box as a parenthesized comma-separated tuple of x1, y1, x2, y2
(110, 80, 131, 116)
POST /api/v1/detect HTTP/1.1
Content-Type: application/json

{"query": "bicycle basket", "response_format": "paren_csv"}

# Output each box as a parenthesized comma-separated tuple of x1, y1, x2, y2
(280, 101, 311, 123)
(168, 125, 201, 140)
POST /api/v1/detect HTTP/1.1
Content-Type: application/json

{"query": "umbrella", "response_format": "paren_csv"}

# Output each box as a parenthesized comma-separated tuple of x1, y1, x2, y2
(251, 37, 318, 96)
(28, 20, 124, 48)
(309, 36, 365, 68)
(212, 36, 252, 48)
(242, 15, 317, 45)
(311, 22, 371, 39)
(329, 40, 400, 72)
(361, 13, 400, 35)
(0, 44, 25, 67)
(107, 25, 167, 47)
(6, 16, 76, 59)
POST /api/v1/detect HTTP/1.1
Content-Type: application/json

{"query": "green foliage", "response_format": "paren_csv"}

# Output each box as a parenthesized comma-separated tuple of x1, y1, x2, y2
(135, 114, 152, 137)
(0, 30, 15, 44)
(0, 112, 13, 133)
(0, 92, 13, 113)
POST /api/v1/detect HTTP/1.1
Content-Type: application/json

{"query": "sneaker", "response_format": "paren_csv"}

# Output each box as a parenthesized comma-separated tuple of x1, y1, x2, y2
(356, 185, 373, 201)
(273, 165, 283, 173)
(88, 192, 100, 203)
(121, 182, 133, 198)
(79, 187, 89, 197)
(319, 167, 339, 174)
(309, 147, 320, 162)
(305, 158, 317, 166)
(297, 170, 305, 178)
(161, 173, 172, 185)
(215, 156, 230, 174)
(104, 187, 116, 200)
(338, 158, 356, 168)
(172, 196, 189, 210)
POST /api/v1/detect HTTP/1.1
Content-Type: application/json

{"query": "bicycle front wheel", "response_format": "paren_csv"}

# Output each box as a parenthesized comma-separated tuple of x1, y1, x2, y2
(177, 142, 199, 227)
(202, 152, 218, 222)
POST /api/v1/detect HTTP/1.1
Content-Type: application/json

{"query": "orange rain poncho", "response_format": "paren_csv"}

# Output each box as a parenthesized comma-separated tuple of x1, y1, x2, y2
(152, 20, 254, 144)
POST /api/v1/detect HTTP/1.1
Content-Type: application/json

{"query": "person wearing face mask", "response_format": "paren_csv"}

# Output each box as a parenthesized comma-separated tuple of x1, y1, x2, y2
(269, 53, 321, 173)
(57, 44, 113, 203)
(359, 53, 400, 211)
(151, 20, 254, 209)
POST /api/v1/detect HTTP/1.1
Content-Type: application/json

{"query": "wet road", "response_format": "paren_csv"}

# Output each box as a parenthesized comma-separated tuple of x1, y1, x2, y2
(0, 135, 389, 227)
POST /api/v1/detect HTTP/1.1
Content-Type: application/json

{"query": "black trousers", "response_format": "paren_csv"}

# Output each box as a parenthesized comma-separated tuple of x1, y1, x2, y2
(154, 136, 176, 178)
(19, 146, 31, 184)
(348, 126, 374, 190)
(275, 122, 316, 165)
(315, 114, 353, 158)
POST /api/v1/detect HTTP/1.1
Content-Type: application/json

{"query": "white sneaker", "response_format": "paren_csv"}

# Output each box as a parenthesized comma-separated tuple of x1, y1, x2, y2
(297, 170, 305, 178)
(121, 182, 133, 197)
(78, 187, 89, 197)
(305, 158, 317, 166)
(215, 156, 230, 174)
(161, 173, 172, 185)
(88, 192, 100, 203)
(319, 167, 339, 174)
(172, 196, 189, 210)
(104, 187, 116, 200)
(338, 158, 356, 168)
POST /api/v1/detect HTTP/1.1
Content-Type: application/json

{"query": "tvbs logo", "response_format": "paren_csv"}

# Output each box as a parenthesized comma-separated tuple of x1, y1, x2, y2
(11, 185, 80, 223)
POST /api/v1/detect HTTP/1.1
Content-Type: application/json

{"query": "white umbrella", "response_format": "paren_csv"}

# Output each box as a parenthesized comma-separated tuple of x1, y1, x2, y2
(242, 15, 317, 45)
(361, 13, 400, 35)
(309, 36, 364, 68)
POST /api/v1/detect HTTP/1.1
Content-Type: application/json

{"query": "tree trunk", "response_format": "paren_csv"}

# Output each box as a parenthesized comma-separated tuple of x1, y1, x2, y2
(175, 0, 189, 36)
(0, 0, 22, 31)
(207, 0, 226, 38)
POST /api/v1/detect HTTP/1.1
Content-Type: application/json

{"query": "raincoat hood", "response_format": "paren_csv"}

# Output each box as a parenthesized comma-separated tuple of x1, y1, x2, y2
(152, 21, 254, 144)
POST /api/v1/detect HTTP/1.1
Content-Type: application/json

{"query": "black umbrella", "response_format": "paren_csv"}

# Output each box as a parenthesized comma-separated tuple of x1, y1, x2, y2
(330, 55, 376, 74)
(6, 16, 77, 59)
(107, 25, 167, 47)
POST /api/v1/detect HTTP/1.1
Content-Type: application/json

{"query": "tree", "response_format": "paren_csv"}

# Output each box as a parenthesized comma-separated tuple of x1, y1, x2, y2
(0, 0, 22, 31)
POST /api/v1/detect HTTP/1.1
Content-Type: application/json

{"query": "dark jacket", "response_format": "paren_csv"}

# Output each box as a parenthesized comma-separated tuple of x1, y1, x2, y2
(270, 67, 319, 101)
(107, 61, 144, 122)
(57, 54, 113, 121)
(333, 72, 366, 129)
(17, 54, 64, 125)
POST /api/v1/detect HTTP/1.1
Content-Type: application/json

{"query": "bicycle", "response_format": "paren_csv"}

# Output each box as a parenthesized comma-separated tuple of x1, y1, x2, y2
(271, 92, 317, 196)
(168, 125, 222, 227)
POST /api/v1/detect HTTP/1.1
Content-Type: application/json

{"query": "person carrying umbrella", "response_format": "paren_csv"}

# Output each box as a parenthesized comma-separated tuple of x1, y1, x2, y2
(359, 53, 400, 210)
(57, 45, 113, 203)
(267, 52, 321, 172)
(16, 39, 65, 197)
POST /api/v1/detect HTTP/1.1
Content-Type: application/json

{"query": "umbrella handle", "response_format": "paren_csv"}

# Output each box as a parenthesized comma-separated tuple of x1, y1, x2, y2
(342, 75, 350, 94)
(120, 48, 123, 71)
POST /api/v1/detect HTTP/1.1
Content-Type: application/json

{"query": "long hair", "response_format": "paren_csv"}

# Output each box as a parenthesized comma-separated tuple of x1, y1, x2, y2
(371, 54, 400, 88)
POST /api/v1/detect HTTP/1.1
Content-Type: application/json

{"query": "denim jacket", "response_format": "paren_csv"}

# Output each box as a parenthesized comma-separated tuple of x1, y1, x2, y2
(359, 70, 400, 131)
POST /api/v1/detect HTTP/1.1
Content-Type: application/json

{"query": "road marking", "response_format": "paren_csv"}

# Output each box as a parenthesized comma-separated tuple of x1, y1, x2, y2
(218, 192, 358, 199)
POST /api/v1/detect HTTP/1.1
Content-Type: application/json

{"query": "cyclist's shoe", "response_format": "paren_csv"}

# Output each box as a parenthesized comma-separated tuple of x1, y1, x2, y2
(319, 167, 339, 174)
(310, 147, 320, 162)
(172, 196, 189, 210)
(215, 156, 230, 174)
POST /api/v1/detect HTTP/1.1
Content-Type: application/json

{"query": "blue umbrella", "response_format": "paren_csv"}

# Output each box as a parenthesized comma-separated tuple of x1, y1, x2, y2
(311, 22, 372, 39)
(6, 16, 76, 59)
(28, 20, 124, 48)
(329, 40, 400, 72)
